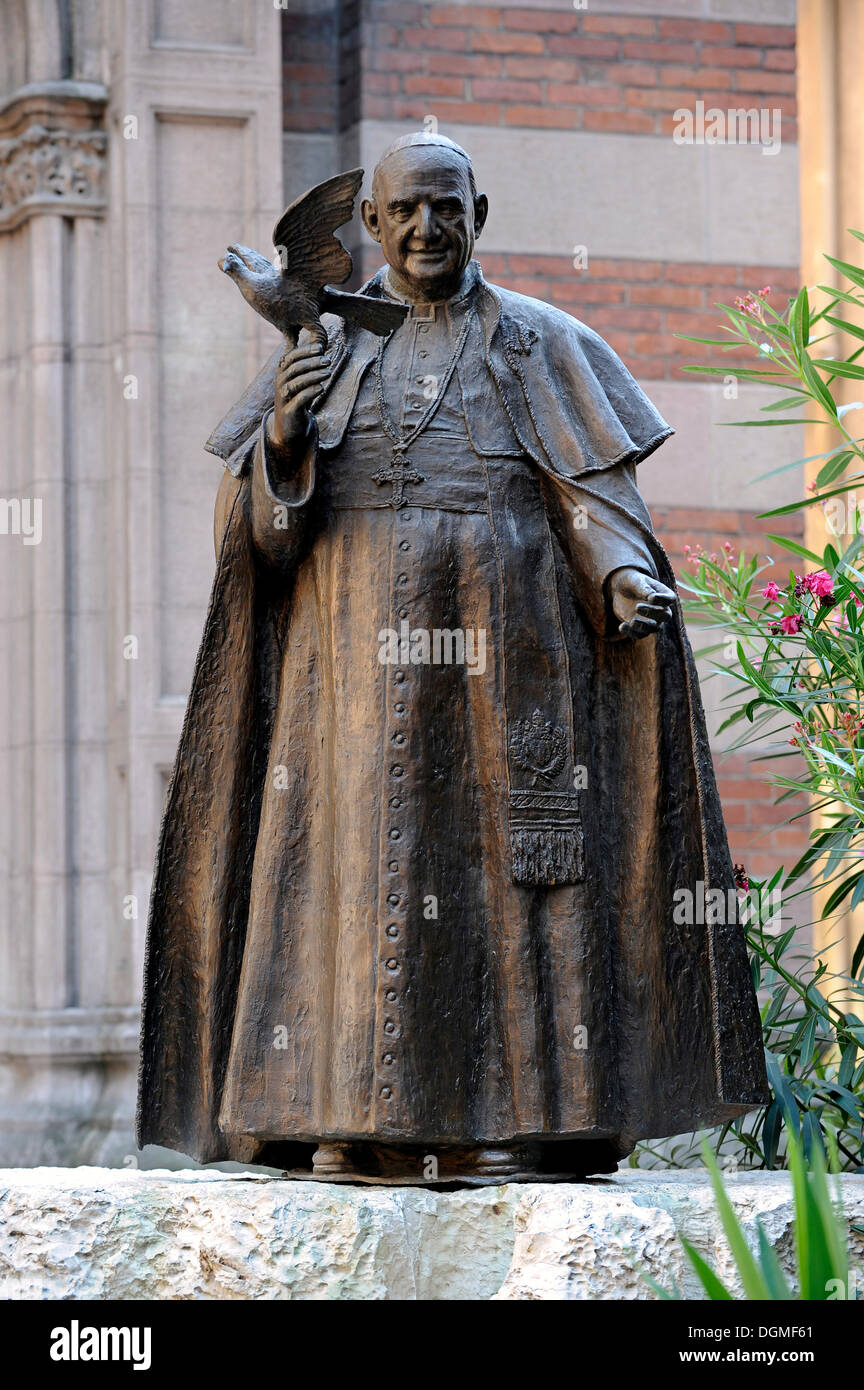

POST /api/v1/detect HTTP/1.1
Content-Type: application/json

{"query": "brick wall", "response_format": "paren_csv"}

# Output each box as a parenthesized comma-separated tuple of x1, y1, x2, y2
(359, 6, 797, 140)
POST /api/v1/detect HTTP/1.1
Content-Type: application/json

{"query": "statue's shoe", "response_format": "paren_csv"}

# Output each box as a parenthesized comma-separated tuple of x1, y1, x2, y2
(311, 1143, 355, 1176)
(307, 1140, 541, 1181)
(464, 1146, 536, 1177)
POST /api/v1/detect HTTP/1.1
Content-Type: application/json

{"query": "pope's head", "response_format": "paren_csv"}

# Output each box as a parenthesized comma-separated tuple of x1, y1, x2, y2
(361, 133, 488, 302)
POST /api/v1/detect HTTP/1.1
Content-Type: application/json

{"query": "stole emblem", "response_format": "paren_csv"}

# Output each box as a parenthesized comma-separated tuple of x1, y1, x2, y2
(509, 709, 568, 787)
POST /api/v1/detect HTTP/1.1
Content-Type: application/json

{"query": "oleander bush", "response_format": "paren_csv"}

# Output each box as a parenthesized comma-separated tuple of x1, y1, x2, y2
(638, 235, 864, 1172)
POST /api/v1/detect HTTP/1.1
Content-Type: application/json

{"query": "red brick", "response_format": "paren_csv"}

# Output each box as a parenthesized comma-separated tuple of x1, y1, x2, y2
(626, 86, 695, 109)
(701, 45, 763, 69)
(471, 77, 545, 102)
(282, 63, 333, 83)
(592, 328, 631, 357)
(401, 26, 467, 51)
(429, 52, 500, 76)
(658, 19, 733, 42)
(373, 49, 428, 72)
(429, 5, 501, 25)
(720, 778, 774, 801)
(471, 29, 544, 54)
(503, 56, 576, 81)
(507, 276, 554, 298)
(361, 95, 401, 119)
(405, 98, 502, 123)
(666, 263, 740, 285)
(660, 66, 735, 89)
(582, 15, 656, 37)
(673, 307, 744, 333)
(622, 39, 697, 62)
(626, 355, 669, 379)
(507, 253, 572, 275)
(582, 110, 655, 134)
(502, 8, 580, 32)
(765, 48, 797, 72)
(547, 82, 619, 107)
(735, 69, 796, 93)
(282, 109, 334, 132)
(747, 266, 800, 290)
(546, 36, 619, 59)
(369, 23, 400, 48)
(372, 2, 424, 21)
(608, 63, 658, 87)
(503, 104, 581, 128)
(365, 72, 400, 95)
(734, 23, 796, 47)
(631, 285, 704, 307)
(590, 259, 664, 281)
(403, 74, 465, 96)
(557, 281, 628, 305)
(481, 260, 511, 282)
(589, 306, 663, 331)
(633, 331, 680, 356)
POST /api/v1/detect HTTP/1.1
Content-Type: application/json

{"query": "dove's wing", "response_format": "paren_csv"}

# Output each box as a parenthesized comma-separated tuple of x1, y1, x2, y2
(272, 168, 364, 290)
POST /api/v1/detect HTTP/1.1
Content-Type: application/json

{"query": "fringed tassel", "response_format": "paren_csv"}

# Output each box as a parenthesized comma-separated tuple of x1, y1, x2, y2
(510, 826, 585, 886)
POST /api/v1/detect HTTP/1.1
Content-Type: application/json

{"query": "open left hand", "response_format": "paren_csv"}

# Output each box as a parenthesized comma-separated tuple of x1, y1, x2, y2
(608, 568, 677, 639)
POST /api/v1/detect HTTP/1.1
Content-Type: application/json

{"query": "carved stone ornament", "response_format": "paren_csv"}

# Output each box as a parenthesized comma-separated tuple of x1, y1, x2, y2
(0, 82, 107, 233)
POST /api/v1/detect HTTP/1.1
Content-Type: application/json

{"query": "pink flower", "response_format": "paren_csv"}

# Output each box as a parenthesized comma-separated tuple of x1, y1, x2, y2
(804, 570, 834, 599)
(780, 614, 804, 635)
(761, 581, 780, 602)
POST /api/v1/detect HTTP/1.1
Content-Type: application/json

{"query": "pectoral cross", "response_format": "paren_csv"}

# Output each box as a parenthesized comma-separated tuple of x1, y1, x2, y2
(372, 447, 425, 509)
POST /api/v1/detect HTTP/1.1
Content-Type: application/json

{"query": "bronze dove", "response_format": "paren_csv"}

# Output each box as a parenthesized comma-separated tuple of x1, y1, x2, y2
(218, 167, 408, 346)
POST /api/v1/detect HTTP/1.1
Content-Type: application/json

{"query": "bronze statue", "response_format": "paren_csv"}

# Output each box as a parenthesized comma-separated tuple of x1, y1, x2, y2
(137, 133, 768, 1182)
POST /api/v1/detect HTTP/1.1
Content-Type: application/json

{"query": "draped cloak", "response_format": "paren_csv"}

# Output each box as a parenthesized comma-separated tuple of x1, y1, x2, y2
(136, 262, 769, 1169)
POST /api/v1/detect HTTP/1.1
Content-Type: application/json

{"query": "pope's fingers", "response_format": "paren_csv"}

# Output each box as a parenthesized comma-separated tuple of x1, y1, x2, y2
(635, 601, 672, 622)
(280, 343, 330, 370)
(291, 383, 326, 409)
(645, 580, 677, 604)
(280, 366, 331, 400)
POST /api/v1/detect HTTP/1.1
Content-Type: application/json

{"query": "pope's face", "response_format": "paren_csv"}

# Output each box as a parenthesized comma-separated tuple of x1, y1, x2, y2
(362, 148, 488, 302)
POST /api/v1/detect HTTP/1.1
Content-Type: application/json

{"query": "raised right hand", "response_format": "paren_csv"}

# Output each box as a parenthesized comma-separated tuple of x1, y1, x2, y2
(269, 342, 331, 453)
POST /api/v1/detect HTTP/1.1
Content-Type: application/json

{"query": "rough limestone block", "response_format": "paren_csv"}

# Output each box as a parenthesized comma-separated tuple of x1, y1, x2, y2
(1, 1168, 862, 1301)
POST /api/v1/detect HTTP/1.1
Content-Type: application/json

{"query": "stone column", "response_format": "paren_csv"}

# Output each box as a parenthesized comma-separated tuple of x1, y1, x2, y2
(0, 0, 283, 1165)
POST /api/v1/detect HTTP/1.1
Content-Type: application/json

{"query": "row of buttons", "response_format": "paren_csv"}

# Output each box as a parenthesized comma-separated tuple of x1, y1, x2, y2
(378, 515, 413, 1113)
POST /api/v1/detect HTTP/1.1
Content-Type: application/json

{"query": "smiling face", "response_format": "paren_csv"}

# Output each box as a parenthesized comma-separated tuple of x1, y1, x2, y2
(361, 146, 488, 303)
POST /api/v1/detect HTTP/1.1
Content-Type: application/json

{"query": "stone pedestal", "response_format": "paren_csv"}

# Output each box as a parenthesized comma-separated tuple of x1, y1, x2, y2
(2, 1169, 863, 1300)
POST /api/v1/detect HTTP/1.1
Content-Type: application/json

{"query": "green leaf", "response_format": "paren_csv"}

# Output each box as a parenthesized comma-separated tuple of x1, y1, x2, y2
(812, 359, 864, 381)
(824, 253, 864, 292)
(798, 1015, 817, 1067)
(763, 1101, 782, 1169)
(700, 1138, 771, 1299)
(816, 449, 852, 487)
(824, 313, 864, 345)
(680, 1235, 735, 1300)
(756, 1222, 795, 1300)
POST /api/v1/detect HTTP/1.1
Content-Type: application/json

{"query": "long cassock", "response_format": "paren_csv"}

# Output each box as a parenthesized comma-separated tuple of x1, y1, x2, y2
(137, 260, 769, 1171)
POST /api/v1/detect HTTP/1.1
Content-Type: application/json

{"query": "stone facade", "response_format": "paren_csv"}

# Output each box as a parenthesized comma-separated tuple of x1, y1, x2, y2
(0, 0, 282, 1166)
